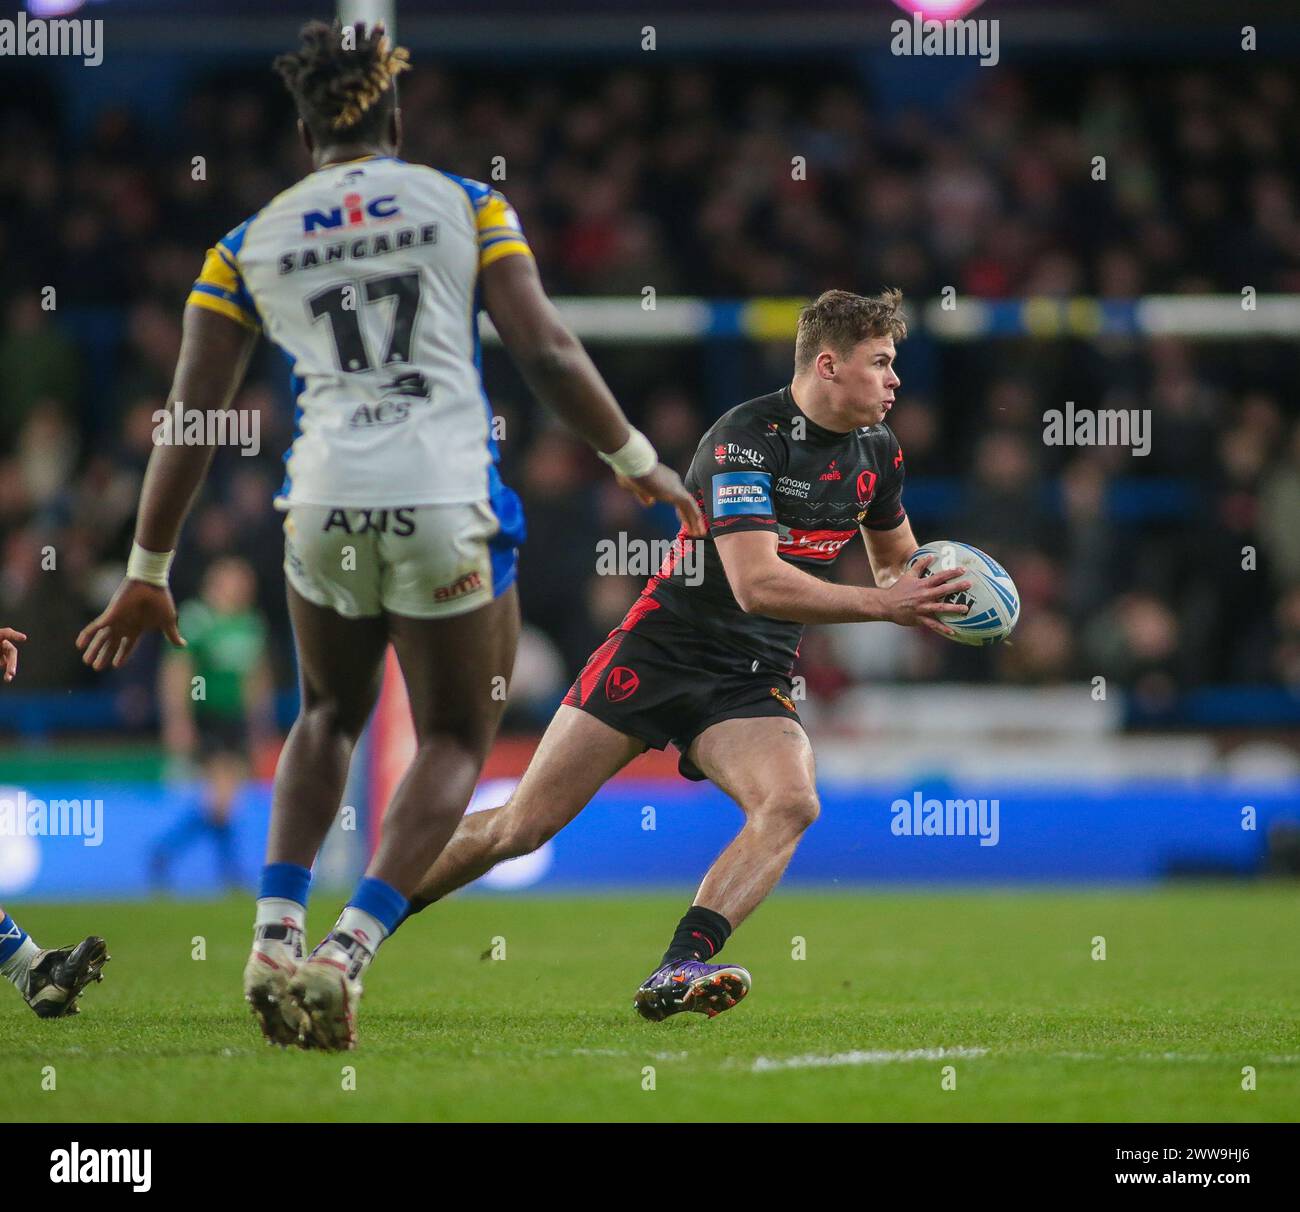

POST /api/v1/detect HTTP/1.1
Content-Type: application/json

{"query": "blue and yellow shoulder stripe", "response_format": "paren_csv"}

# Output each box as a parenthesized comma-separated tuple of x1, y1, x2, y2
(438, 171, 532, 270)
(186, 219, 261, 331)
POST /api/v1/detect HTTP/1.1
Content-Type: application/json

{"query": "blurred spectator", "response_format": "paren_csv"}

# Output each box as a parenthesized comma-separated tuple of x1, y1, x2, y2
(0, 293, 81, 438)
(1082, 591, 1185, 711)
(1261, 420, 1300, 590)
(998, 610, 1074, 685)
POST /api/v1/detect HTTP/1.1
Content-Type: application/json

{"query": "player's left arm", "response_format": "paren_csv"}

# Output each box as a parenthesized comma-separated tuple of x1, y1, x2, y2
(77, 305, 258, 671)
(861, 514, 920, 589)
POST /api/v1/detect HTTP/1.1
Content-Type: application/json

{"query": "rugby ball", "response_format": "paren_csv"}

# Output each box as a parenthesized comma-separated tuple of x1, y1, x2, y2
(905, 540, 1020, 646)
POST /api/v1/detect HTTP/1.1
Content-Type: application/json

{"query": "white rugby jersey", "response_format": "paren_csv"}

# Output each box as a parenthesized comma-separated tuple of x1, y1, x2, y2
(186, 156, 532, 511)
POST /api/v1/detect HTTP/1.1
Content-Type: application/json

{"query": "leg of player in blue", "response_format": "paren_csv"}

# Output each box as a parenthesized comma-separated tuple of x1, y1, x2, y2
(290, 876, 407, 1051)
(1, 907, 109, 1018)
(283, 597, 516, 1052)
(244, 583, 518, 1052)
(240, 595, 389, 1048)
(243, 863, 311, 1045)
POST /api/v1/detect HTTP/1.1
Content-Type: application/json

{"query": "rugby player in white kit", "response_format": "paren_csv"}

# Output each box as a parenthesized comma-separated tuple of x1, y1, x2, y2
(77, 20, 702, 1050)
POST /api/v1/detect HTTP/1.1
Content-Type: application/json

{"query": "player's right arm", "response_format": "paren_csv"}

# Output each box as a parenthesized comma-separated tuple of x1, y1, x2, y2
(480, 253, 703, 537)
(716, 531, 968, 635)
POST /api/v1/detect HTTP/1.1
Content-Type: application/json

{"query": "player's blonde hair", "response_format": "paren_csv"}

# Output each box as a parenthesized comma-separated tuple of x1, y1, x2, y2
(794, 289, 908, 371)
(274, 20, 410, 142)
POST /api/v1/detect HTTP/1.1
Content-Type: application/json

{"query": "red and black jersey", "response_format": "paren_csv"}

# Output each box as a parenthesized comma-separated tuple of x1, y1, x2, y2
(636, 385, 906, 672)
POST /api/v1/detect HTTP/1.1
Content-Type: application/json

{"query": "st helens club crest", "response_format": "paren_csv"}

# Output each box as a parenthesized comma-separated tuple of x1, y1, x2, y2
(606, 666, 640, 702)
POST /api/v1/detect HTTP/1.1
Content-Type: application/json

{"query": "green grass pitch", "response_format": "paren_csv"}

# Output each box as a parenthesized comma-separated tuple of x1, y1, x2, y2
(1, 887, 1297, 1122)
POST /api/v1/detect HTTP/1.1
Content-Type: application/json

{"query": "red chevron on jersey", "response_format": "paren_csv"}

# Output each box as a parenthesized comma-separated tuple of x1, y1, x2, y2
(777, 526, 857, 560)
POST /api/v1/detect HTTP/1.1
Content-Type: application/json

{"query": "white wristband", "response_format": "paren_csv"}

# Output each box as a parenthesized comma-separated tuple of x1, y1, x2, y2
(597, 428, 657, 479)
(126, 542, 175, 588)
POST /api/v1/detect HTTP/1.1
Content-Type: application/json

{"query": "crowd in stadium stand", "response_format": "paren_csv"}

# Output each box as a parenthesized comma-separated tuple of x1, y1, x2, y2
(1, 60, 1298, 730)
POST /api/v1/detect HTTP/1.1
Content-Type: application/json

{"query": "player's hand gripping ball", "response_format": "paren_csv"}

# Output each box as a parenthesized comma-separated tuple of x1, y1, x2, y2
(906, 541, 1020, 645)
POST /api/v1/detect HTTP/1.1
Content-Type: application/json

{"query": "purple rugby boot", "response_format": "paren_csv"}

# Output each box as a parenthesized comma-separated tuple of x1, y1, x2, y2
(633, 958, 751, 1022)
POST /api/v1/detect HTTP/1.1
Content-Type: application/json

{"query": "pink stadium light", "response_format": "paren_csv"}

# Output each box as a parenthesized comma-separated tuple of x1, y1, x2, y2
(28, 0, 89, 15)
(891, 0, 988, 19)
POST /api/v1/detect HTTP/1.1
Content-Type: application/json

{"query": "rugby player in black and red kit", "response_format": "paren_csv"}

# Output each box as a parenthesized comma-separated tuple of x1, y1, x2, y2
(398, 289, 971, 1020)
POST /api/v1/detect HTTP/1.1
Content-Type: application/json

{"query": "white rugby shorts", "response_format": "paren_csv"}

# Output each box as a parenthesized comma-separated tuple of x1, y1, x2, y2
(282, 502, 518, 619)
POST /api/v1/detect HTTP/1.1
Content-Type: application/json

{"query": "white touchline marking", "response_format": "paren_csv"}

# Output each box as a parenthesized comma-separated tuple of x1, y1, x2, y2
(1051, 1051, 1300, 1065)
(542, 1047, 1300, 1068)
(751, 1046, 988, 1072)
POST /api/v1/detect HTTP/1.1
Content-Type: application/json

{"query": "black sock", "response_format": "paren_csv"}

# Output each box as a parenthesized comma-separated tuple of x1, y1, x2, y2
(662, 905, 732, 965)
